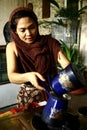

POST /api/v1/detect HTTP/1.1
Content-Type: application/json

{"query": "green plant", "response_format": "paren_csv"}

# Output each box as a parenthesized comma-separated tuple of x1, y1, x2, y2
(39, 0, 87, 38)
(54, 3, 87, 20)
(47, 0, 87, 19)
(59, 40, 85, 71)
(39, 0, 87, 71)
(47, 0, 59, 8)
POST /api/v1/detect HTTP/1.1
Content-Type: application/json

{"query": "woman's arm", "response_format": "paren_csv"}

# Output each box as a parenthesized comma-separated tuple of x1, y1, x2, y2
(57, 50, 70, 69)
(6, 42, 45, 90)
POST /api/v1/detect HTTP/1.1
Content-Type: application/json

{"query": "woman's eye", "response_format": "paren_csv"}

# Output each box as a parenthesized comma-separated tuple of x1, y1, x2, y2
(29, 25, 35, 29)
(20, 29, 25, 32)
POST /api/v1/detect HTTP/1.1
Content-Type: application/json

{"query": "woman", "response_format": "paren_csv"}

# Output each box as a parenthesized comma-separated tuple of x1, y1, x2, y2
(6, 7, 70, 108)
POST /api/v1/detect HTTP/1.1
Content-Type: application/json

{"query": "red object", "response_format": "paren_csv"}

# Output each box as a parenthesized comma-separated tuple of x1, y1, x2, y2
(28, 102, 40, 108)
(70, 73, 87, 95)
(10, 108, 17, 114)
(10, 106, 26, 113)
(10, 102, 40, 114)
(70, 86, 87, 95)
(0, 112, 3, 115)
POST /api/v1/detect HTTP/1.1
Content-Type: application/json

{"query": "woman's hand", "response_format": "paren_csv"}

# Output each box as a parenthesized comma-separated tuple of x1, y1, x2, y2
(58, 50, 70, 69)
(6, 42, 46, 90)
(26, 72, 46, 90)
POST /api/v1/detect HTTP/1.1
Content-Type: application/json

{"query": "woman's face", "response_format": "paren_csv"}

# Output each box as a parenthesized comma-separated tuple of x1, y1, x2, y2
(16, 17, 38, 44)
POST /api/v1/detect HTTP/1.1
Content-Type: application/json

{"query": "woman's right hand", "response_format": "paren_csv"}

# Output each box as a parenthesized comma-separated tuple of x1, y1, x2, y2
(6, 42, 46, 91)
(26, 72, 46, 90)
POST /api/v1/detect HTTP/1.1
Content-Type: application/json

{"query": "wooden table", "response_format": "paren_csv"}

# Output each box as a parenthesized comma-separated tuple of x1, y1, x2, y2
(0, 103, 87, 130)
(0, 107, 41, 130)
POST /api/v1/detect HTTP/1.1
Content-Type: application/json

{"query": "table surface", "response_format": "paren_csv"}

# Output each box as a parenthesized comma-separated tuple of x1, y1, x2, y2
(0, 100, 87, 130)
(0, 108, 36, 130)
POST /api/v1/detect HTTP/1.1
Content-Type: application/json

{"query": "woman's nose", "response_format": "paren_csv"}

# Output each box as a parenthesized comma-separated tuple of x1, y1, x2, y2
(26, 29, 31, 35)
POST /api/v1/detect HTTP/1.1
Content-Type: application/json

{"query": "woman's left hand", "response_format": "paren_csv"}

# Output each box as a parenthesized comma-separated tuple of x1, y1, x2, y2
(58, 50, 70, 69)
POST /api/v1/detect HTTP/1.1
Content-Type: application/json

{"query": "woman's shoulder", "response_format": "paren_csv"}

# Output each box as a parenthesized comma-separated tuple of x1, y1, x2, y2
(6, 41, 15, 48)
(6, 41, 18, 56)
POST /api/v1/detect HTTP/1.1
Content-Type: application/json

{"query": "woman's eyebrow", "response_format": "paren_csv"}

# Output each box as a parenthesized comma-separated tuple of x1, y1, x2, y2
(18, 23, 35, 29)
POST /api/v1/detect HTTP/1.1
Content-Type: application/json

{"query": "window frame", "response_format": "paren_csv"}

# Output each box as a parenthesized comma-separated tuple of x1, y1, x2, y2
(0, 45, 9, 84)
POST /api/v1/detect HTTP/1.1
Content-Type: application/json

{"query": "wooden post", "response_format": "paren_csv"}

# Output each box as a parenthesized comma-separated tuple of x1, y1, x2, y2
(42, 0, 50, 18)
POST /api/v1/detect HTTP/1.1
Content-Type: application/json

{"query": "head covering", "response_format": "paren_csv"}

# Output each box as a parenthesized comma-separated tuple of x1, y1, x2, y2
(9, 7, 38, 31)
(9, 7, 51, 79)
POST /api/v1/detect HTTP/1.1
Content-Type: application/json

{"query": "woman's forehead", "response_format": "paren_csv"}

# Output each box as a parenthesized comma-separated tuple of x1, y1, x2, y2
(16, 17, 36, 28)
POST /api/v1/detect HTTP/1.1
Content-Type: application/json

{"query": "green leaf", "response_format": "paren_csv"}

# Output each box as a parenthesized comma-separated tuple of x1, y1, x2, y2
(60, 40, 71, 61)
(78, 5, 87, 15)
(47, 0, 59, 8)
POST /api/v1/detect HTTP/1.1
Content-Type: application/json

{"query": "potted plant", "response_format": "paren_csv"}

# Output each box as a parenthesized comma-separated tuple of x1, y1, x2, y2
(39, 0, 87, 54)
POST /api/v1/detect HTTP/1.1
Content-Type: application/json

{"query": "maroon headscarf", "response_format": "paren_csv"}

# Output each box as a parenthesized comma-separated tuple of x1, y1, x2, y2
(9, 7, 61, 79)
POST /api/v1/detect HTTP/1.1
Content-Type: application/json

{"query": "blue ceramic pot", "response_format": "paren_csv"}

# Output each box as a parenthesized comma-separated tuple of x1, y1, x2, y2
(42, 95, 68, 127)
(51, 63, 86, 95)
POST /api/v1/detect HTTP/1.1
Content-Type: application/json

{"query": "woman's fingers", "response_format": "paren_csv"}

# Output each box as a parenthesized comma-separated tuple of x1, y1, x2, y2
(35, 72, 45, 81)
(28, 72, 46, 90)
(33, 79, 45, 90)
